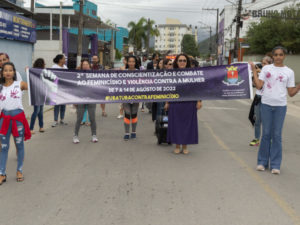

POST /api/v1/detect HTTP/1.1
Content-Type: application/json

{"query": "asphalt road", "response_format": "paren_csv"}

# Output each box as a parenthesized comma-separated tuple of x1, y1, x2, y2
(1, 95, 300, 225)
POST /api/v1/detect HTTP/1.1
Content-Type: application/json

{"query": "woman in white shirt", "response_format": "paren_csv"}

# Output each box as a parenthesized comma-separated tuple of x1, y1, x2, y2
(251, 46, 300, 174)
(51, 54, 68, 127)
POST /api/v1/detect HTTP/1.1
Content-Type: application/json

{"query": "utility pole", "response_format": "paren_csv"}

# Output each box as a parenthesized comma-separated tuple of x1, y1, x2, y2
(234, 0, 242, 61)
(198, 21, 212, 57)
(77, 0, 84, 67)
(203, 8, 219, 64)
(59, 2, 63, 54)
(147, 18, 151, 54)
(30, 0, 34, 13)
(110, 27, 114, 67)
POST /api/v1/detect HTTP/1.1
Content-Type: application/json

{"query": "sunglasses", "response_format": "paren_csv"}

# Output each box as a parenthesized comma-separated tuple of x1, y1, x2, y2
(178, 59, 187, 63)
(167, 63, 173, 66)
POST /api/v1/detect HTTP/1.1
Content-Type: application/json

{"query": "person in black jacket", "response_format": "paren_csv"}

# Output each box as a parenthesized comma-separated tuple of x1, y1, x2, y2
(147, 53, 160, 70)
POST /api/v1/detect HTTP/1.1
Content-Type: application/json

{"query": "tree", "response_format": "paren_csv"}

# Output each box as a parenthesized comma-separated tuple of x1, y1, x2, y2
(181, 34, 199, 57)
(144, 18, 160, 53)
(128, 17, 147, 51)
(246, 6, 300, 54)
(115, 49, 122, 60)
(127, 17, 159, 52)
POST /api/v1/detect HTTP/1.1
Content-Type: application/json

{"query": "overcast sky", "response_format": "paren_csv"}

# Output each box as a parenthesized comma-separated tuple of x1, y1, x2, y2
(24, 0, 238, 41)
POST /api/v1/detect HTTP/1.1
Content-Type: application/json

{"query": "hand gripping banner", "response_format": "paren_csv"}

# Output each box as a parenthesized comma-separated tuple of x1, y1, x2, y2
(27, 64, 253, 105)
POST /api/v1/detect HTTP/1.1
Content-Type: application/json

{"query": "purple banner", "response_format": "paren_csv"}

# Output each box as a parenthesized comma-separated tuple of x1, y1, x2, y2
(28, 64, 252, 105)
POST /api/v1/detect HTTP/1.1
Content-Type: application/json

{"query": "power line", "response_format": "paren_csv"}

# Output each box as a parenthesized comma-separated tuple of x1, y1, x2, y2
(95, 1, 218, 13)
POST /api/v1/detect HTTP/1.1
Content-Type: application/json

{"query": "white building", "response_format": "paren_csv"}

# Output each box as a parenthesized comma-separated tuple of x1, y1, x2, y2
(218, 0, 300, 64)
(155, 18, 198, 55)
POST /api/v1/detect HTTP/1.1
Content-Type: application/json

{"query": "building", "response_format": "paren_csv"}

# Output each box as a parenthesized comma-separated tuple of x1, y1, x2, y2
(218, 0, 300, 64)
(0, 0, 36, 79)
(155, 18, 198, 55)
(33, 0, 128, 67)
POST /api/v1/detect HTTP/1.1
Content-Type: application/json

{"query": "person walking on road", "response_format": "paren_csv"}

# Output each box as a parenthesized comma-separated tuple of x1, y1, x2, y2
(123, 56, 140, 141)
(164, 54, 202, 155)
(29, 58, 46, 134)
(249, 56, 273, 146)
(251, 46, 300, 174)
(0, 62, 31, 185)
(73, 59, 98, 144)
(51, 54, 68, 127)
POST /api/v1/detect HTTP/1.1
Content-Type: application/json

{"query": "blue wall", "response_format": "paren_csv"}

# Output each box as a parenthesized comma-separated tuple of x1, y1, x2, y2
(0, 39, 33, 80)
(72, 0, 98, 19)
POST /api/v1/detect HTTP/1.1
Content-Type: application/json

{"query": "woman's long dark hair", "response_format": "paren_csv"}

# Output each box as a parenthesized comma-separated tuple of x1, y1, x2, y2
(0, 62, 17, 84)
(157, 58, 164, 70)
(125, 55, 139, 70)
(173, 53, 191, 69)
(33, 58, 45, 69)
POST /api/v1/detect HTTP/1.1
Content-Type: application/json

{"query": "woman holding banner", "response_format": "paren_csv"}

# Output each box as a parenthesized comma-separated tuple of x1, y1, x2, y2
(123, 56, 140, 141)
(165, 54, 202, 155)
(51, 54, 68, 127)
(73, 59, 98, 144)
(251, 46, 300, 174)
(29, 58, 46, 134)
(0, 62, 31, 185)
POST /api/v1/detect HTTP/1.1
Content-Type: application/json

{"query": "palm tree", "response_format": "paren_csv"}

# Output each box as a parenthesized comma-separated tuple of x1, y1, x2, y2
(144, 18, 160, 53)
(128, 17, 147, 51)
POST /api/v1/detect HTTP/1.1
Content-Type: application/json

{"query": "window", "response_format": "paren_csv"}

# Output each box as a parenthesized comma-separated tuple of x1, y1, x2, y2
(92, 10, 96, 16)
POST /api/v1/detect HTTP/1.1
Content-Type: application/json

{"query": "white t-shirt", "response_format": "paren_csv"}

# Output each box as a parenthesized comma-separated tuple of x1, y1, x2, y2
(259, 64, 295, 106)
(52, 64, 68, 69)
(0, 81, 23, 111)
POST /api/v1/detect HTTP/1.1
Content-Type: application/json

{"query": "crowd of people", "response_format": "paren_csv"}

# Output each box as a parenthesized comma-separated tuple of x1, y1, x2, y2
(0, 46, 300, 186)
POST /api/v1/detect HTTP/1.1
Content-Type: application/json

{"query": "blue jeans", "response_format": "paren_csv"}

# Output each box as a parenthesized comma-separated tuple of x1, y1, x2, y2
(258, 104, 287, 170)
(54, 105, 66, 121)
(254, 102, 261, 139)
(30, 105, 44, 130)
(0, 109, 25, 175)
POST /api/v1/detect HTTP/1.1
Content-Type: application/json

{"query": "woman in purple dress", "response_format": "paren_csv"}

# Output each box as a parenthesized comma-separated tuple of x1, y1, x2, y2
(165, 54, 202, 155)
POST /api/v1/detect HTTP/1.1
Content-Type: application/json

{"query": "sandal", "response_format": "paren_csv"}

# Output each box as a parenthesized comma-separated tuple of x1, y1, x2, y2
(0, 175, 7, 185)
(16, 171, 24, 182)
(102, 112, 108, 117)
(39, 128, 45, 133)
(182, 149, 189, 155)
(173, 149, 181, 154)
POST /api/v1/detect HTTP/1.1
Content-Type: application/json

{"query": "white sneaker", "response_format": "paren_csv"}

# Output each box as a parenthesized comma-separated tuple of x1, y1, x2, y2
(52, 122, 58, 127)
(271, 169, 280, 175)
(117, 114, 124, 119)
(73, 136, 80, 144)
(256, 165, 265, 171)
(92, 135, 98, 143)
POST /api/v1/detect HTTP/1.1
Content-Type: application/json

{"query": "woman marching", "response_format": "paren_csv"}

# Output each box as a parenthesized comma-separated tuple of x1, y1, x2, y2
(249, 56, 273, 146)
(29, 58, 46, 134)
(73, 59, 98, 144)
(0, 62, 31, 185)
(51, 54, 68, 127)
(251, 46, 300, 174)
(123, 55, 140, 141)
(164, 54, 202, 154)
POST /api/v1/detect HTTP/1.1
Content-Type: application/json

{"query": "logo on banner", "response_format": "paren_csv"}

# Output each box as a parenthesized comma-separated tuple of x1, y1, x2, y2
(223, 66, 244, 86)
